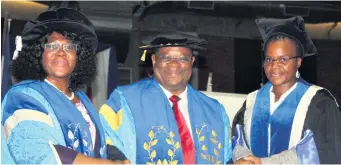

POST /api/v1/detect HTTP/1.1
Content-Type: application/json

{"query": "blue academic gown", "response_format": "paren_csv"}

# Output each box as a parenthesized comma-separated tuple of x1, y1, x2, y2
(100, 77, 232, 164)
(1, 80, 107, 164)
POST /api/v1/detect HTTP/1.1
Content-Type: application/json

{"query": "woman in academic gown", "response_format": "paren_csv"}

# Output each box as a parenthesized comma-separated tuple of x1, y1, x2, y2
(1, 6, 128, 164)
(232, 16, 341, 164)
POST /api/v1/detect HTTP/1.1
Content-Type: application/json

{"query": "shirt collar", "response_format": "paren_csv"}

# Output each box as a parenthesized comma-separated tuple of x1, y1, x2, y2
(159, 84, 188, 100)
(270, 82, 298, 101)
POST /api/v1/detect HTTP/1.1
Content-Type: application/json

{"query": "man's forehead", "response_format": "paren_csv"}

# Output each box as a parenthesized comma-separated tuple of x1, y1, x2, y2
(156, 47, 192, 54)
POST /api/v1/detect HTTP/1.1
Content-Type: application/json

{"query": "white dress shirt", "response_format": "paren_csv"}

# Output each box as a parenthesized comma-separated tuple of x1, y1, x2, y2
(159, 84, 193, 138)
(269, 82, 298, 115)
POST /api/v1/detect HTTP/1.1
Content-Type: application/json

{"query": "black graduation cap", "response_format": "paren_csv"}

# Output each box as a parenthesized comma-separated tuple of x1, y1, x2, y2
(19, 2, 97, 54)
(139, 31, 207, 61)
(255, 16, 317, 57)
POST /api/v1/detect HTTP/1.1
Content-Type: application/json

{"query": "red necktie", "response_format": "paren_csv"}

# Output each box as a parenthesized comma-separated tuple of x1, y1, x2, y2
(169, 95, 196, 164)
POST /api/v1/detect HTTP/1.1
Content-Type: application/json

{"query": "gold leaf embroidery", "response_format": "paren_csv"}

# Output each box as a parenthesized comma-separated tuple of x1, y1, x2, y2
(169, 131, 175, 138)
(201, 145, 207, 151)
(144, 126, 180, 165)
(149, 130, 155, 139)
(196, 125, 222, 164)
(174, 141, 180, 149)
(200, 153, 207, 159)
(214, 148, 219, 156)
(144, 142, 150, 151)
(170, 160, 178, 165)
(151, 150, 156, 158)
(151, 139, 158, 146)
(199, 136, 205, 142)
(168, 149, 174, 157)
(166, 138, 173, 145)
(212, 130, 217, 137)
(210, 138, 217, 144)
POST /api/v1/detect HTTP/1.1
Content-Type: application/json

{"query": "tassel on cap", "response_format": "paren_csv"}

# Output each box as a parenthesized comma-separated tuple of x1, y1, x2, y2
(141, 50, 147, 61)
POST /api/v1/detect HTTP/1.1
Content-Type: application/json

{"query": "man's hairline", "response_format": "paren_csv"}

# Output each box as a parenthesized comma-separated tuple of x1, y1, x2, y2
(154, 46, 194, 56)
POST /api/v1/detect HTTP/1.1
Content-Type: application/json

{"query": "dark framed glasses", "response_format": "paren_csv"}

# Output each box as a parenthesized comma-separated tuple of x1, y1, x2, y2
(263, 56, 300, 66)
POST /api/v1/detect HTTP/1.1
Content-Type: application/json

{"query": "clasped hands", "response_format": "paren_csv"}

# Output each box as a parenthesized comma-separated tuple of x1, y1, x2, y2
(235, 156, 261, 164)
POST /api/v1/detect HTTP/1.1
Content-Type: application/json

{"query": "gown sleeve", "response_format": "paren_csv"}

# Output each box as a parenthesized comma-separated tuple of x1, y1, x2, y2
(232, 101, 246, 136)
(99, 87, 136, 163)
(231, 101, 254, 162)
(2, 87, 66, 164)
(303, 89, 341, 164)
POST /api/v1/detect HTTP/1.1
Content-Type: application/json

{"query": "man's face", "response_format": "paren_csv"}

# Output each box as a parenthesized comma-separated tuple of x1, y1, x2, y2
(152, 47, 195, 92)
(264, 38, 302, 87)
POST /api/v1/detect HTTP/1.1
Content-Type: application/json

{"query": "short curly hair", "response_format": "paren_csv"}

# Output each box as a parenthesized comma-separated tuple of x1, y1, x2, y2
(10, 31, 97, 92)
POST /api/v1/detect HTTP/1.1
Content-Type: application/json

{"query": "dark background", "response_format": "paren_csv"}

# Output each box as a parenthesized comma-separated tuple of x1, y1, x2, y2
(2, 1, 340, 103)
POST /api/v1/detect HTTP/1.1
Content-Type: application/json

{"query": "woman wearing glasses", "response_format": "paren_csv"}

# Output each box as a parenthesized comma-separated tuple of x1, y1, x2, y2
(232, 16, 341, 164)
(1, 6, 128, 164)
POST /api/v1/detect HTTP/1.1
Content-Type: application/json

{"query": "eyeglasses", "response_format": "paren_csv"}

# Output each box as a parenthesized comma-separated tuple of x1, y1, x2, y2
(263, 56, 300, 66)
(157, 55, 193, 63)
(42, 43, 78, 53)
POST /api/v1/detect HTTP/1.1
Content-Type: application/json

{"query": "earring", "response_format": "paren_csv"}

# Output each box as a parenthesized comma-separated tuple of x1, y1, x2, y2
(296, 70, 300, 78)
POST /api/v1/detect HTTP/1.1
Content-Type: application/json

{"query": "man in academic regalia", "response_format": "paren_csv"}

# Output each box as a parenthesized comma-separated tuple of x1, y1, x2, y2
(100, 32, 232, 164)
(232, 16, 341, 164)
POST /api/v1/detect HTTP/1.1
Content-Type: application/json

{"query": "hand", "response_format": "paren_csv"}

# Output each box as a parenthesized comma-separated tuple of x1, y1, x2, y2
(74, 153, 131, 164)
(122, 160, 130, 164)
(244, 156, 261, 164)
(112, 160, 130, 164)
(235, 158, 254, 164)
